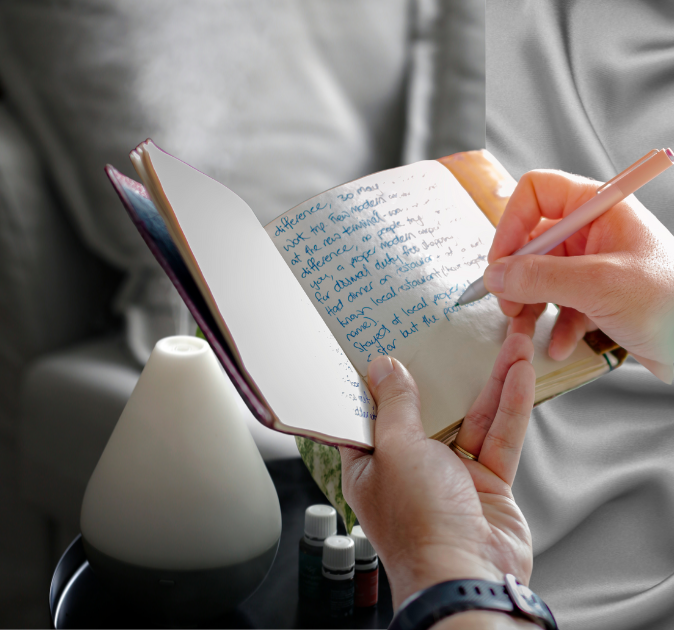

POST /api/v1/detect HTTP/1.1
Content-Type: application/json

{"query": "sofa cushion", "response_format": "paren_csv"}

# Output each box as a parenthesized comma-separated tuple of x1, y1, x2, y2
(0, 0, 407, 363)
(0, 103, 119, 442)
(0, 0, 484, 364)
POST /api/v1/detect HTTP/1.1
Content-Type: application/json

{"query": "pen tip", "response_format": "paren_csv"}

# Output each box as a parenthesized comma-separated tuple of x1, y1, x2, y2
(454, 302, 460, 308)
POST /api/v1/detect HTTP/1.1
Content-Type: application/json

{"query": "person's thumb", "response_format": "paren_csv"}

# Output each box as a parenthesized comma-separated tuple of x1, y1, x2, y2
(367, 356, 424, 449)
(483, 253, 618, 316)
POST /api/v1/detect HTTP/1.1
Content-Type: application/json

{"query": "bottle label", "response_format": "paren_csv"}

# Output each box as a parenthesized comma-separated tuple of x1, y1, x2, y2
(326, 578, 355, 618)
(299, 552, 324, 600)
(355, 569, 379, 607)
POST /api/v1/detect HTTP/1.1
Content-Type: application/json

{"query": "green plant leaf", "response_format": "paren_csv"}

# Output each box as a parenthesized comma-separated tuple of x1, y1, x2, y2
(295, 436, 357, 533)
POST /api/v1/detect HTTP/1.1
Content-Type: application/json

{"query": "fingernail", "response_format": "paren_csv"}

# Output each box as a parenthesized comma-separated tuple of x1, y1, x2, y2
(484, 263, 505, 293)
(368, 356, 394, 389)
(506, 319, 513, 336)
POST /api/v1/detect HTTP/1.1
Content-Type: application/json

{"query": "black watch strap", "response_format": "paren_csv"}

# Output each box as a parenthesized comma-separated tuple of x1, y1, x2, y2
(388, 574, 557, 630)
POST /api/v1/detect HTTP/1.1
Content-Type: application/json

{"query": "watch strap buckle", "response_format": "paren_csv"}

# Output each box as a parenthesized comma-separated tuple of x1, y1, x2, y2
(504, 574, 557, 630)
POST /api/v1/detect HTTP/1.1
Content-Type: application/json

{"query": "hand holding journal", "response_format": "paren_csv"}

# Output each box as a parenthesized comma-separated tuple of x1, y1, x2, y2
(106, 142, 626, 450)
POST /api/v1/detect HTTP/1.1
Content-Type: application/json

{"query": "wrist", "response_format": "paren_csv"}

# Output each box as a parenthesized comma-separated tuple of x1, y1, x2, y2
(388, 574, 556, 630)
(435, 610, 539, 629)
(385, 546, 506, 609)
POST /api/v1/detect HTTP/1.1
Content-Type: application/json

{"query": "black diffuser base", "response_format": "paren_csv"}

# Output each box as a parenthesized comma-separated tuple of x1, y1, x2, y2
(81, 537, 279, 627)
(51, 461, 394, 628)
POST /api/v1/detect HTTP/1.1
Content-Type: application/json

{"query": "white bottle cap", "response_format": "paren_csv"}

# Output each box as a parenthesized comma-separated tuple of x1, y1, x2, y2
(304, 504, 337, 542)
(349, 525, 377, 560)
(322, 535, 355, 572)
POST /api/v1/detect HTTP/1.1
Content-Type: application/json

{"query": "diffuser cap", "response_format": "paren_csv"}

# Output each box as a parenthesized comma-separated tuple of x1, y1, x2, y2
(322, 535, 355, 571)
(349, 525, 377, 560)
(304, 505, 337, 541)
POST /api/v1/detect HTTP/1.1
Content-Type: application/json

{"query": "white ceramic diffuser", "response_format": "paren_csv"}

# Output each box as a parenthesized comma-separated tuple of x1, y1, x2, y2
(80, 336, 282, 625)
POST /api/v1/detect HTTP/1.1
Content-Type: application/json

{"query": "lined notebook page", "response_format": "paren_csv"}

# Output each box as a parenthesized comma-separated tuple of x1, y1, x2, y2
(143, 143, 375, 448)
(267, 161, 596, 437)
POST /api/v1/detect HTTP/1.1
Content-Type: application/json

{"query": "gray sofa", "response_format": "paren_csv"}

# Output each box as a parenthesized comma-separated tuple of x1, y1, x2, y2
(0, 2, 485, 611)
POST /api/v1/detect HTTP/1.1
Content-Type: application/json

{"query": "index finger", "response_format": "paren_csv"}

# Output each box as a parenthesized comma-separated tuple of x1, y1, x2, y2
(488, 170, 602, 263)
(477, 358, 536, 486)
(455, 333, 534, 458)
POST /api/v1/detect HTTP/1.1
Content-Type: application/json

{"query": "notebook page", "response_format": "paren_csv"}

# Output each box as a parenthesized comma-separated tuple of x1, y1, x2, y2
(267, 161, 596, 437)
(143, 143, 375, 448)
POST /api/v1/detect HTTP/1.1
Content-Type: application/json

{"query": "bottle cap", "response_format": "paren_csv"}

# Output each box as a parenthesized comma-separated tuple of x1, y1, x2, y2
(322, 535, 355, 571)
(349, 525, 377, 560)
(304, 504, 337, 541)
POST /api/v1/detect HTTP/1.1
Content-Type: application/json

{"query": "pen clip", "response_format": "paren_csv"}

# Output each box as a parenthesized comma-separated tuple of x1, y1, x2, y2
(597, 149, 660, 194)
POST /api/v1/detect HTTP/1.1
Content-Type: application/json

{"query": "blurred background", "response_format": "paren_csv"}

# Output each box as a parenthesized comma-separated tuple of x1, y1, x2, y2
(0, 1, 485, 626)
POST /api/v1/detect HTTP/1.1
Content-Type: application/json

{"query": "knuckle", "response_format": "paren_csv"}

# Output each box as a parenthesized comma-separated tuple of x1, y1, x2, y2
(499, 402, 528, 423)
(585, 257, 629, 313)
(483, 430, 519, 454)
(464, 409, 493, 434)
(503, 332, 534, 355)
(511, 256, 543, 299)
(375, 369, 421, 414)
(377, 384, 420, 416)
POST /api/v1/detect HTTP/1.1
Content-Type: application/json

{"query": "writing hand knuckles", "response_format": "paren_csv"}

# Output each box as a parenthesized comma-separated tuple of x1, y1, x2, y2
(510, 257, 543, 301)
(589, 257, 638, 311)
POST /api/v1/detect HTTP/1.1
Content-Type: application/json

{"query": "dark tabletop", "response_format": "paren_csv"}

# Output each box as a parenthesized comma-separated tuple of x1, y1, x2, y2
(51, 458, 394, 629)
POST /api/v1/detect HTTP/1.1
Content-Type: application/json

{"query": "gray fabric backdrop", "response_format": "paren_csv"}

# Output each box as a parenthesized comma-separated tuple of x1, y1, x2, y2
(487, 2, 674, 628)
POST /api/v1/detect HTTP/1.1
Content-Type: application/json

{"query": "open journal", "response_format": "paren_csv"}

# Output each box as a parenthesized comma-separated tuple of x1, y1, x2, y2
(106, 141, 626, 451)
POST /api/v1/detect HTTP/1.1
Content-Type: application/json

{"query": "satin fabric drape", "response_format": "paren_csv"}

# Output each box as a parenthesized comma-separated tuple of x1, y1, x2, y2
(487, 2, 674, 628)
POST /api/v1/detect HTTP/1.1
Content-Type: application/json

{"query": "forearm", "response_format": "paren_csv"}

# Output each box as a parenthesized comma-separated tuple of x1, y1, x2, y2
(436, 610, 539, 629)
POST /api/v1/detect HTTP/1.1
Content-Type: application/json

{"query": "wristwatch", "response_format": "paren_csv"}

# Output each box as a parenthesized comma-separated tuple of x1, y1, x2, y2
(389, 574, 557, 630)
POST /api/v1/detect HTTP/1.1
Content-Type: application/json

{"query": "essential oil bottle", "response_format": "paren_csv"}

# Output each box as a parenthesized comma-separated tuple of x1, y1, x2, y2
(298, 505, 337, 601)
(322, 535, 355, 620)
(350, 525, 379, 608)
